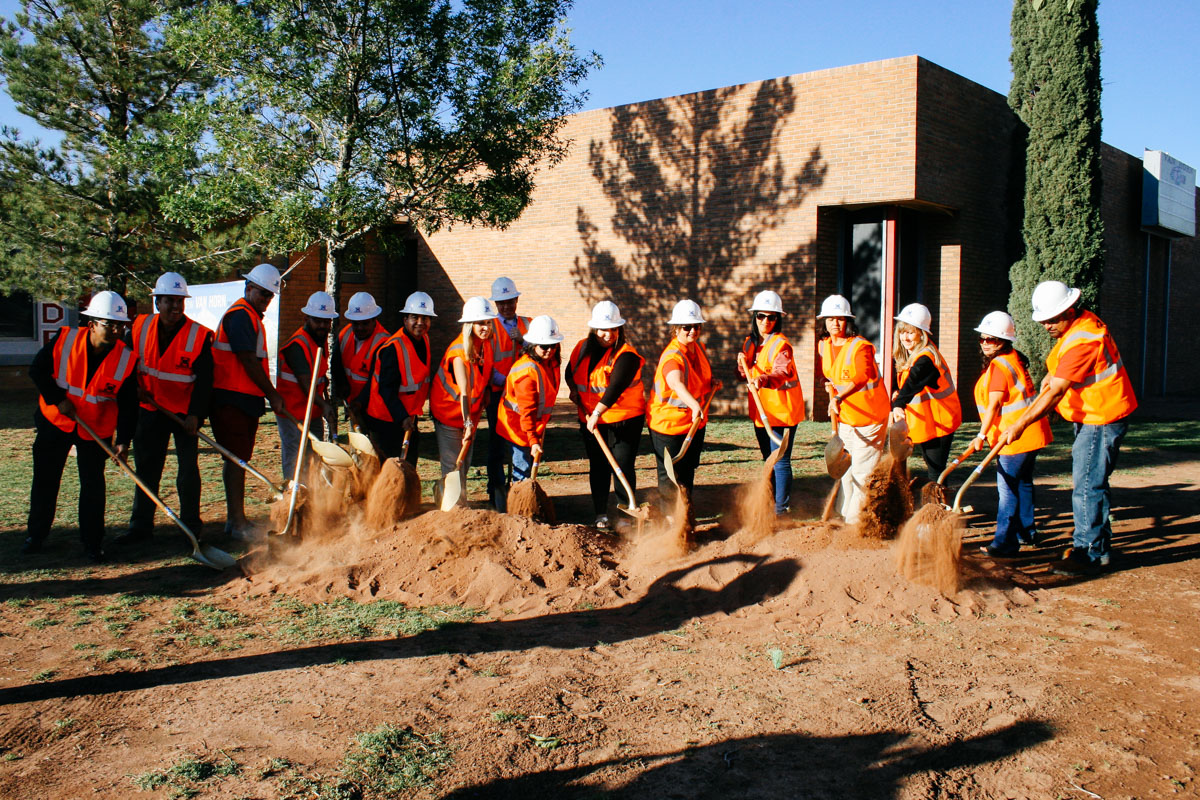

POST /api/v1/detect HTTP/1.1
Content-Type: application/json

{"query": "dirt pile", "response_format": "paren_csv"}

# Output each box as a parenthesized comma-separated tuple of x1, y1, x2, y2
(365, 458, 420, 529)
(735, 464, 776, 545)
(507, 479, 555, 523)
(896, 503, 965, 598)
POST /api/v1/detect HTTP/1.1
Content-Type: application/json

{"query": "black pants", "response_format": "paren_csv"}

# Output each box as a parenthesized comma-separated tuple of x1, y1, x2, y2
(364, 414, 419, 467)
(27, 410, 110, 553)
(919, 433, 955, 484)
(650, 426, 706, 510)
(581, 415, 644, 516)
(129, 408, 202, 534)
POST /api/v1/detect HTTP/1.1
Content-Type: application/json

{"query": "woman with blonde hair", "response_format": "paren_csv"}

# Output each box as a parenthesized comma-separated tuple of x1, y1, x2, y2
(429, 297, 497, 499)
(890, 302, 961, 482)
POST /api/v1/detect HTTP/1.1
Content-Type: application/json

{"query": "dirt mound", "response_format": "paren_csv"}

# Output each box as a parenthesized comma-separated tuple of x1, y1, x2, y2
(896, 503, 965, 597)
(507, 479, 556, 523)
(856, 455, 913, 540)
(365, 458, 420, 529)
(237, 509, 622, 617)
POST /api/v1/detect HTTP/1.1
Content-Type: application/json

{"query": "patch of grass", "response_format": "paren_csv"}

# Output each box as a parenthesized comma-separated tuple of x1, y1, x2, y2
(99, 648, 138, 663)
(199, 603, 244, 630)
(342, 725, 452, 795)
(52, 718, 76, 736)
(491, 710, 526, 723)
(272, 597, 479, 644)
(28, 617, 60, 630)
(529, 734, 561, 750)
(71, 642, 98, 651)
(32, 668, 56, 682)
(105, 621, 130, 637)
(5, 597, 34, 608)
(767, 647, 785, 670)
(2, 752, 21, 762)
(131, 752, 241, 797)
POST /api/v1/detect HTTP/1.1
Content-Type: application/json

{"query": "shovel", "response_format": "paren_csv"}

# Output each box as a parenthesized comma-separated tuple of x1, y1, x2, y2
(592, 427, 650, 534)
(342, 400, 378, 460)
(824, 409, 851, 478)
(922, 444, 979, 506)
(280, 348, 323, 536)
(440, 424, 475, 511)
(949, 441, 1003, 513)
(664, 387, 717, 486)
(307, 432, 356, 469)
(145, 394, 286, 500)
(75, 417, 237, 570)
(747, 381, 791, 471)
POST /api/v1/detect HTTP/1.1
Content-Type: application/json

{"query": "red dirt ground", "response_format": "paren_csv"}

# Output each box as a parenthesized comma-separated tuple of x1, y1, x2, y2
(1, 450, 1198, 799)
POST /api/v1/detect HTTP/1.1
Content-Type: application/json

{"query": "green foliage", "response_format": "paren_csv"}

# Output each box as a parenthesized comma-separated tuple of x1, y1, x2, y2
(160, 0, 597, 308)
(271, 597, 479, 643)
(342, 725, 451, 796)
(0, 0, 249, 300)
(132, 752, 240, 796)
(1007, 0, 1104, 371)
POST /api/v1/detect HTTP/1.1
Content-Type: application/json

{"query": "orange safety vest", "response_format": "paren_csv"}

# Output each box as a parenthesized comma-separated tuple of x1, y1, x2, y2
(364, 330, 431, 421)
(277, 327, 327, 421)
(338, 321, 389, 401)
(819, 336, 890, 427)
(898, 345, 962, 443)
(497, 354, 561, 447)
(649, 339, 713, 436)
(974, 350, 1053, 455)
(489, 316, 531, 378)
(429, 333, 494, 429)
(132, 314, 212, 416)
(38, 326, 135, 441)
(566, 339, 646, 423)
(1045, 311, 1138, 425)
(212, 298, 268, 397)
(741, 333, 804, 428)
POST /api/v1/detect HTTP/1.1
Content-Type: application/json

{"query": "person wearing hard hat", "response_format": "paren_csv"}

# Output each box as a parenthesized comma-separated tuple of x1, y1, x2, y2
(361, 292, 436, 463)
(278, 291, 339, 480)
(119, 273, 214, 547)
(737, 290, 804, 516)
(566, 301, 646, 529)
(890, 302, 962, 482)
(496, 315, 564, 510)
(429, 297, 497, 502)
(817, 294, 890, 524)
(999, 281, 1138, 576)
(969, 311, 1053, 559)
(485, 277, 533, 509)
(649, 299, 718, 514)
(336, 291, 389, 419)
(24, 291, 139, 562)
(211, 263, 295, 540)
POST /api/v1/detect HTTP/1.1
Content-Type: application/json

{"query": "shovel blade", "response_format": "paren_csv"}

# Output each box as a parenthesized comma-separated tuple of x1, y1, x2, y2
(663, 452, 678, 486)
(765, 428, 793, 471)
(309, 438, 355, 468)
(824, 433, 846, 476)
(888, 420, 913, 461)
(441, 470, 463, 511)
(194, 544, 239, 571)
(347, 431, 376, 458)
(829, 450, 852, 481)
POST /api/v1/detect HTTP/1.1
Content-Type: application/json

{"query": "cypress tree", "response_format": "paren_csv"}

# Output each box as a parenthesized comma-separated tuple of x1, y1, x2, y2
(1007, 0, 1104, 372)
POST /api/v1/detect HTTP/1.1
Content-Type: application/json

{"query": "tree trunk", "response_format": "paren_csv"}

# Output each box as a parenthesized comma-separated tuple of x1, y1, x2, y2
(324, 239, 342, 441)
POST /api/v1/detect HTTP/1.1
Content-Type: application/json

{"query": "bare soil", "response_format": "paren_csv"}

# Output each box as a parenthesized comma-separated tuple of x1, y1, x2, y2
(1, 447, 1198, 799)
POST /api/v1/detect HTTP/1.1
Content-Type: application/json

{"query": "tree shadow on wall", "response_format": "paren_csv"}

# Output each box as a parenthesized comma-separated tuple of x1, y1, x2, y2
(573, 78, 828, 385)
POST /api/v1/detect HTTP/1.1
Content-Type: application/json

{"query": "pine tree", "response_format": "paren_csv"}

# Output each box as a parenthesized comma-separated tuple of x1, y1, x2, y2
(1007, 0, 1104, 372)
(0, 0, 244, 301)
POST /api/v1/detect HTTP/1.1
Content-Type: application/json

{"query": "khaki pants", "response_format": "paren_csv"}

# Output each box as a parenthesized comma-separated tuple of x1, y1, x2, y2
(837, 421, 885, 524)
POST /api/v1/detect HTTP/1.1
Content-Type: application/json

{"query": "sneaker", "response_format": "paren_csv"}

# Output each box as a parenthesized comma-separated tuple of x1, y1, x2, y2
(980, 545, 1019, 559)
(1050, 548, 1104, 577)
(1018, 529, 1040, 546)
(593, 515, 610, 530)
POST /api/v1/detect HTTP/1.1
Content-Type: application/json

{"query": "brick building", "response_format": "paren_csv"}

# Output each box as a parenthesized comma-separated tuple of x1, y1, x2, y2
(279, 55, 1199, 416)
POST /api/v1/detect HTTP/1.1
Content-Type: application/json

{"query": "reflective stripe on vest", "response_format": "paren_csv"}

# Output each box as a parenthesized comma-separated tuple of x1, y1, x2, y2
(907, 346, 957, 403)
(212, 298, 268, 396)
(1045, 311, 1137, 425)
(502, 359, 555, 418)
(40, 327, 135, 439)
(136, 317, 201, 384)
(652, 343, 692, 409)
(340, 324, 388, 386)
(974, 350, 1051, 455)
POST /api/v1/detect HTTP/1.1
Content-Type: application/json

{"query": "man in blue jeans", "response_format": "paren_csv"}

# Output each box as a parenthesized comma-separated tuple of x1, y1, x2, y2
(999, 281, 1138, 576)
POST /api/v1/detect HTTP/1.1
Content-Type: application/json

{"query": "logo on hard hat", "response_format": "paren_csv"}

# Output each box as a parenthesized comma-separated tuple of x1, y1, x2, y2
(351, 305, 361, 314)
(419, 301, 427, 308)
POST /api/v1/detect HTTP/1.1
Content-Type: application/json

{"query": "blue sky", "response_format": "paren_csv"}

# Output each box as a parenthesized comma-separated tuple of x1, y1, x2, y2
(1, 0, 1197, 170)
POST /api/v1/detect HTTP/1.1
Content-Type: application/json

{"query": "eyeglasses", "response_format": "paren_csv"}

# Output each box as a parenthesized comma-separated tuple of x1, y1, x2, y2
(979, 337, 1005, 345)
(755, 313, 778, 321)
(679, 324, 701, 332)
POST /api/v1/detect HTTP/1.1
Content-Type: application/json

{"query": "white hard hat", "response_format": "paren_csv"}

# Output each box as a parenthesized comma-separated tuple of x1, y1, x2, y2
(490, 276, 521, 302)
(894, 302, 932, 334)
(749, 290, 784, 315)
(974, 311, 1017, 342)
(344, 291, 382, 321)
(668, 299, 705, 326)
(83, 290, 131, 323)
(587, 300, 625, 329)
(458, 296, 499, 323)
(818, 294, 854, 319)
(301, 291, 339, 319)
(151, 272, 190, 298)
(242, 263, 282, 294)
(1030, 280, 1081, 322)
(400, 291, 437, 317)
(524, 315, 565, 345)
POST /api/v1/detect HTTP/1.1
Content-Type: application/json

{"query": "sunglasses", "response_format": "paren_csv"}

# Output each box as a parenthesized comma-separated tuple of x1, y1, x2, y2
(679, 324, 702, 332)
(979, 337, 1005, 345)
(755, 313, 778, 321)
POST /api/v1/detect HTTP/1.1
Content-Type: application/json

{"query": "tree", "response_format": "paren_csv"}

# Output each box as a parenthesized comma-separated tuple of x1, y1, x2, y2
(0, 0, 242, 300)
(1007, 0, 1104, 372)
(161, 0, 595, 354)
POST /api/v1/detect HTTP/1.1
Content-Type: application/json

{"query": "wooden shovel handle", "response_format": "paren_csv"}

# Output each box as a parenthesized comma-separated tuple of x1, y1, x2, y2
(951, 441, 1004, 512)
(936, 446, 977, 486)
(747, 381, 781, 446)
(592, 427, 637, 509)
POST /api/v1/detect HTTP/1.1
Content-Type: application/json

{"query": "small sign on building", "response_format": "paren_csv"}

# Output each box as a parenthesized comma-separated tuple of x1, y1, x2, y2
(1142, 150, 1196, 238)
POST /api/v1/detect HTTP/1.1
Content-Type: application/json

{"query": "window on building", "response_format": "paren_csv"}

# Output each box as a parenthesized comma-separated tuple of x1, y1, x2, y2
(0, 291, 35, 340)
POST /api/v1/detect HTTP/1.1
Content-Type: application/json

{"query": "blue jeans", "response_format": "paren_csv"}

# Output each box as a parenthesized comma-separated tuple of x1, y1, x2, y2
(754, 424, 797, 514)
(990, 450, 1038, 553)
(1071, 419, 1128, 562)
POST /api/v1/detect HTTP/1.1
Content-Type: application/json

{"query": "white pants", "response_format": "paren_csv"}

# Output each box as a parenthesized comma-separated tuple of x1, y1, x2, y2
(836, 421, 885, 524)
